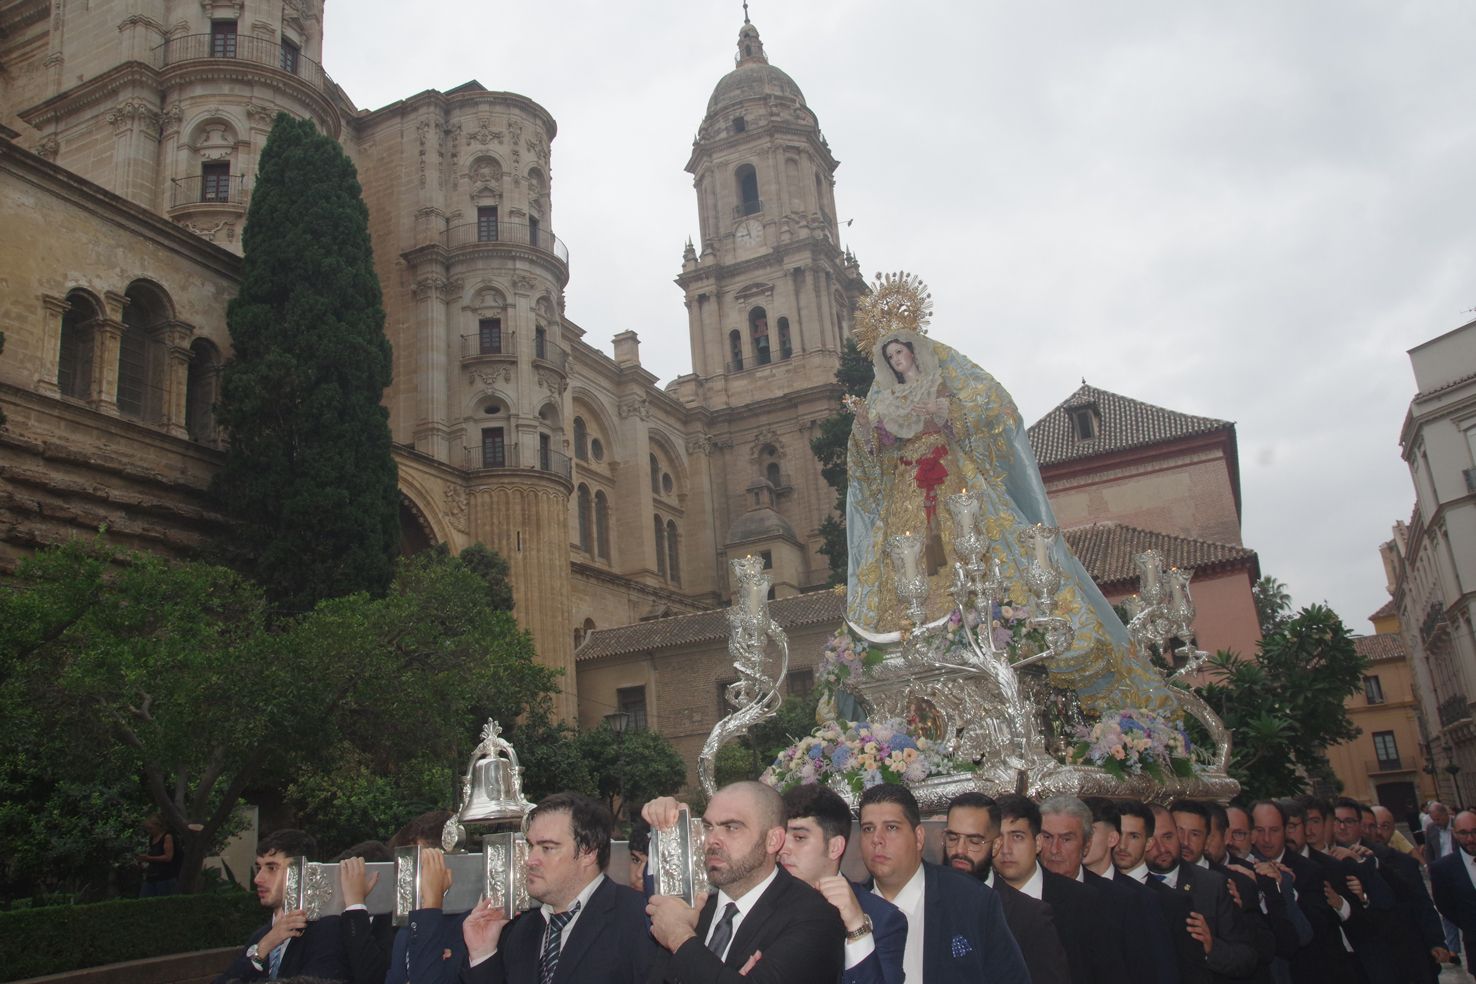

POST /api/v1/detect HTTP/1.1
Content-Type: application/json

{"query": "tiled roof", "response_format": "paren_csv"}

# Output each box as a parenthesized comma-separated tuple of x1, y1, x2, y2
(1353, 633, 1407, 662)
(1028, 384, 1233, 467)
(1369, 598, 1397, 622)
(575, 589, 845, 661)
(1061, 522, 1258, 586)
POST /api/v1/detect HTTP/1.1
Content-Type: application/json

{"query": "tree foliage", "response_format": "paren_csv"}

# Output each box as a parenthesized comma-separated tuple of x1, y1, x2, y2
(809, 339, 875, 582)
(1197, 604, 1366, 801)
(1253, 576, 1293, 636)
(214, 112, 399, 613)
(575, 724, 687, 823)
(455, 542, 515, 612)
(0, 541, 558, 896)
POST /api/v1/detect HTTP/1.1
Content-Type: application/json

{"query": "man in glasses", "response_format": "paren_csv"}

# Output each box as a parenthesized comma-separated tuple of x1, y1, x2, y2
(942, 792, 1069, 984)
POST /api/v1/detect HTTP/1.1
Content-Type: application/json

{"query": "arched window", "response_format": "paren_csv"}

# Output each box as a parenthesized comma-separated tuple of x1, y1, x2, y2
(57, 291, 100, 400)
(650, 453, 661, 495)
(577, 484, 592, 553)
(735, 163, 760, 216)
(654, 515, 667, 577)
(777, 317, 792, 359)
(749, 307, 771, 366)
(119, 281, 171, 421)
(729, 329, 743, 371)
(594, 491, 610, 560)
(766, 461, 781, 488)
(666, 519, 680, 585)
(185, 338, 220, 443)
(574, 416, 588, 461)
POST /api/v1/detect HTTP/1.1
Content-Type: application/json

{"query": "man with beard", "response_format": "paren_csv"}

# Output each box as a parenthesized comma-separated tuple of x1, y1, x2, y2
(993, 794, 1125, 984)
(642, 781, 845, 983)
(1147, 804, 1257, 984)
(860, 783, 1027, 984)
(214, 830, 346, 984)
(778, 783, 906, 984)
(942, 792, 1069, 984)
(1114, 800, 1156, 883)
(1423, 801, 1463, 961)
(1431, 810, 1476, 959)
(461, 793, 657, 984)
(1366, 804, 1448, 982)
(1225, 806, 1252, 861)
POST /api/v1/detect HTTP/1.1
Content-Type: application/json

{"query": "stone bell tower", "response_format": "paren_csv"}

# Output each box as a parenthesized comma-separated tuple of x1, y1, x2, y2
(669, 16, 866, 599)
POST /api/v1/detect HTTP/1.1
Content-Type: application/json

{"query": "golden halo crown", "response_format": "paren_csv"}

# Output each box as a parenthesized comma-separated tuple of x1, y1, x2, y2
(853, 271, 933, 355)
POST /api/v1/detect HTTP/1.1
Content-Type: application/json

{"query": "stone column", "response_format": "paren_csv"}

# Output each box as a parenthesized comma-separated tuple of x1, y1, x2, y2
(412, 274, 452, 461)
(36, 294, 69, 396)
(468, 476, 576, 722)
(89, 321, 123, 416)
(106, 97, 162, 209)
(158, 321, 193, 438)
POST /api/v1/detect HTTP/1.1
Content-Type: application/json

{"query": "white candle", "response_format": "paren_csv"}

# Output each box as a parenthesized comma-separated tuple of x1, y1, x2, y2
(946, 491, 980, 537)
(1143, 559, 1160, 594)
(745, 576, 769, 616)
(1033, 528, 1052, 569)
(1170, 571, 1187, 609)
(890, 532, 923, 582)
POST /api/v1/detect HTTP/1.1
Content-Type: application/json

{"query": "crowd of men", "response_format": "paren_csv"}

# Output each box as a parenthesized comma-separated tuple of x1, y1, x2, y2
(218, 784, 1476, 984)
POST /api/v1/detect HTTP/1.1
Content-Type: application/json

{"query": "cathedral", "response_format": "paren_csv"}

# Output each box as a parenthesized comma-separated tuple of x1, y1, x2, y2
(0, 2, 1260, 765)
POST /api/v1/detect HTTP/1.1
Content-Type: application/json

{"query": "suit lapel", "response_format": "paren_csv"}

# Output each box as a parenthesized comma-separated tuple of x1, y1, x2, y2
(724, 867, 788, 969)
(551, 878, 611, 983)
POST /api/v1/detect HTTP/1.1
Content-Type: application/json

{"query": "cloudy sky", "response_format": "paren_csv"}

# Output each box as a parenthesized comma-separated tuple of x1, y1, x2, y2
(325, 1, 1476, 638)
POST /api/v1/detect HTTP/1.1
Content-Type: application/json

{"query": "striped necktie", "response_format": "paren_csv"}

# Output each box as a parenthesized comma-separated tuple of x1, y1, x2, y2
(538, 901, 581, 984)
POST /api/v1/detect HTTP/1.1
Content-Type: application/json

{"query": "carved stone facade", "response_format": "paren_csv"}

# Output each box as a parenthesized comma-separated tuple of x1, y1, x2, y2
(0, 8, 861, 725)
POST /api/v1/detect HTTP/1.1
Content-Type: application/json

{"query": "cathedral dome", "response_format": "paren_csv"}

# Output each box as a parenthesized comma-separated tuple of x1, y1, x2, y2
(705, 21, 806, 116)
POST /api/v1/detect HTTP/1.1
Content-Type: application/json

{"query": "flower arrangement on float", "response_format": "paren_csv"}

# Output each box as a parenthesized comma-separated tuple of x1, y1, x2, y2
(813, 628, 885, 697)
(1066, 708, 1199, 781)
(762, 718, 956, 794)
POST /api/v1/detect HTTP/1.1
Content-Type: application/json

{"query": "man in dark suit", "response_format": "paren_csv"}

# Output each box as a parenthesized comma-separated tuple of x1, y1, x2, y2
(462, 792, 658, 984)
(1147, 804, 1257, 983)
(943, 792, 1070, 984)
(1260, 798, 1359, 984)
(214, 829, 346, 984)
(1080, 797, 1181, 984)
(1431, 809, 1476, 958)
(994, 793, 1126, 984)
(779, 783, 906, 984)
(643, 781, 845, 983)
(859, 783, 1028, 984)
(1367, 804, 1447, 983)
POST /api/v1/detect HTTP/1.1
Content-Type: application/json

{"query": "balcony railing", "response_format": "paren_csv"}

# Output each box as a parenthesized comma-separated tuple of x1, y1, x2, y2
(532, 337, 568, 371)
(460, 333, 516, 360)
(170, 174, 249, 208)
(1366, 757, 1407, 774)
(154, 34, 337, 94)
(442, 220, 569, 264)
(463, 442, 572, 480)
(1439, 694, 1471, 728)
(732, 199, 763, 219)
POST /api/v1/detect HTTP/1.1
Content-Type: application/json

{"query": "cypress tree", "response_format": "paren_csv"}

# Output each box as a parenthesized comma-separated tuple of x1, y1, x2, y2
(215, 113, 399, 611)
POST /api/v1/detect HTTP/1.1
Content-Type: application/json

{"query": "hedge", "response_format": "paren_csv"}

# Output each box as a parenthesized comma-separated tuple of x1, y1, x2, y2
(0, 891, 262, 981)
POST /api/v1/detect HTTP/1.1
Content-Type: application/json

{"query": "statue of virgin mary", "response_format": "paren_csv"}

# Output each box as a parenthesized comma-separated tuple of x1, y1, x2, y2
(845, 273, 1171, 715)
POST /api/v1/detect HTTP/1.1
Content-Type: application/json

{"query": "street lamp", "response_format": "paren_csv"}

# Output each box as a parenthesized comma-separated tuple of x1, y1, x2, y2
(1445, 740, 1465, 810)
(604, 712, 632, 821)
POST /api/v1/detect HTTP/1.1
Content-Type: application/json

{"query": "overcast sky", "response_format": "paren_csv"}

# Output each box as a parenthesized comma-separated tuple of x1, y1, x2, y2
(324, 1, 1476, 639)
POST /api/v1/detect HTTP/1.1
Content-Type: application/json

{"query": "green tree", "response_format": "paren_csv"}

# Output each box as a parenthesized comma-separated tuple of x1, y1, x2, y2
(456, 542, 515, 612)
(1253, 576, 1293, 636)
(214, 112, 398, 613)
(809, 339, 875, 582)
(577, 725, 687, 823)
(1197, 604, 1365, 800)
(1, 542, 558, 894)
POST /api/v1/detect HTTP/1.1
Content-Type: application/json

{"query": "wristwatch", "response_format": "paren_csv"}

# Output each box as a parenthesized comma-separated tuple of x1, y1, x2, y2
(246, 944, 264, 971)
(845, 914, 874, 942)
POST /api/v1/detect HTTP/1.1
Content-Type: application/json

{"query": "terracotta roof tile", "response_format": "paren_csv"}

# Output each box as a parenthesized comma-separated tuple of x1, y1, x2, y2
(1369, 598, 1398, 622)
(1061, 522, 1258, 586)
(1028, 384, 1233, 467)
(1353, 633, 1406, 662)
(576, 590, 844, 661)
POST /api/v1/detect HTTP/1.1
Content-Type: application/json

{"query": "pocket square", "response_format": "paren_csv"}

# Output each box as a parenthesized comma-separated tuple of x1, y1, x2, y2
(951, 934, 974, 958)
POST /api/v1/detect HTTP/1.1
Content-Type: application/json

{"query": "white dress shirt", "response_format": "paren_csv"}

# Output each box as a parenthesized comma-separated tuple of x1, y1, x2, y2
(1156, 864, 1180, 889)
(707, 865, 779, 961)
(469, 872, 606, 968)
(1124, 861, 1150, 884)
(1016, 862, 1047, 900)
(874, 863, 925, 984)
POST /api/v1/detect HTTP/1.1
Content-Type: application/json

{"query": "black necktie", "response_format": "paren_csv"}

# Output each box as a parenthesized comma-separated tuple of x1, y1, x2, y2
(539, 901, 580, 984)
(706, 901, 739, 958)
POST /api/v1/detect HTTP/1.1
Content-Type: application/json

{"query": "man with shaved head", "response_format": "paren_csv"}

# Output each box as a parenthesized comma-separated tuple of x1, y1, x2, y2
(643, 781, 845, 982)
(1365, 804, 1449, 981)
(1430, 809, 1476, 970)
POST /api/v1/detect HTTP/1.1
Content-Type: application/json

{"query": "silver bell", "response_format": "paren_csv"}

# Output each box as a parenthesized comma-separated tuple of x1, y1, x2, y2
(455, 719, 534, 826)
